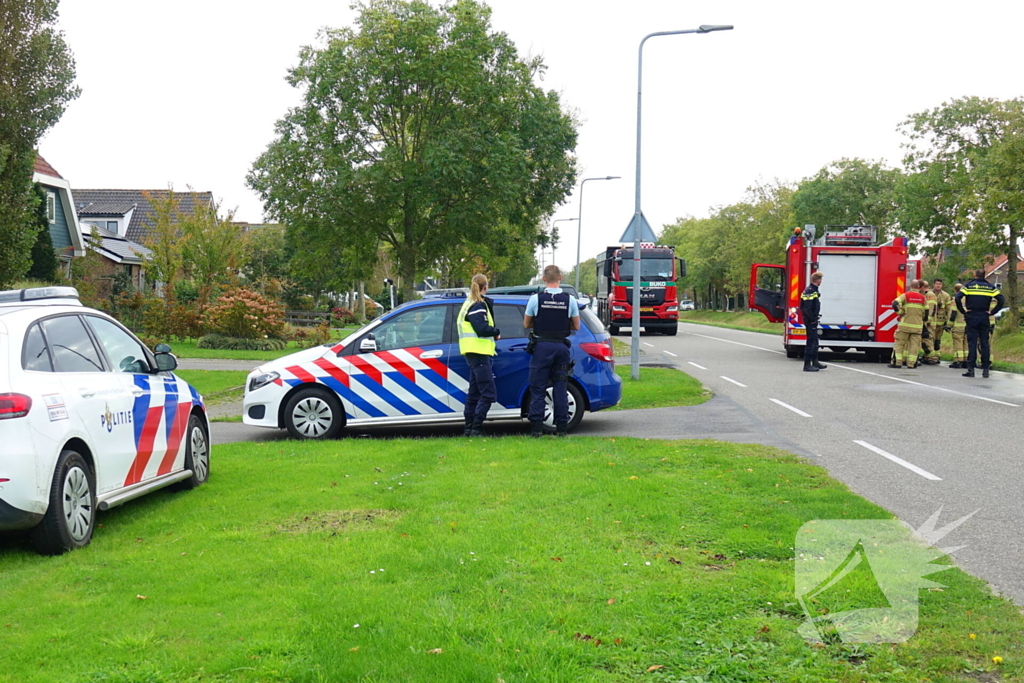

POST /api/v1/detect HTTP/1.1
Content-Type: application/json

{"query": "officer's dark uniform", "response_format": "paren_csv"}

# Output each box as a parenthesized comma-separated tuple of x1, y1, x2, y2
(954, 277, 1005, 377)
(528, 289, 573, 435)
(800, 281, 826, 372)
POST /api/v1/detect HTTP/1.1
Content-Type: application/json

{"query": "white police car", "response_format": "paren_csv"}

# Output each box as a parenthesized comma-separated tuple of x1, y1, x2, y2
(243, 293, 622, 439)
(0, 287, 210, 554)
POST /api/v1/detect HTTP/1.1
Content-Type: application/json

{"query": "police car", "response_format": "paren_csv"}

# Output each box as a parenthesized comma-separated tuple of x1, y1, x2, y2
(0, 287, 210, 555)
(243, 294, 622, 438)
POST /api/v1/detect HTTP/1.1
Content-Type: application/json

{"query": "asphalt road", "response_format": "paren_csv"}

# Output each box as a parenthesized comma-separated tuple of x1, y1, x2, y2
(617, 323, 1024, 606)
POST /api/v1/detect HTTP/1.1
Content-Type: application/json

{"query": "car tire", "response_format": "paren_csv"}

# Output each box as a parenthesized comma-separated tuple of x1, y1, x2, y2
(608, 324, 619, 336)
(173, 414, 210, 491)
(541, 382, 585, 434)
(284, 386, 345, 440)
(30, 449, 95, 555)
(664, 324, 678, 336)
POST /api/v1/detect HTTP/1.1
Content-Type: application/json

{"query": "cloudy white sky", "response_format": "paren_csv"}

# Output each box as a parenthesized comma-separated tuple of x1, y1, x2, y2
(40, 0, 1024, 274)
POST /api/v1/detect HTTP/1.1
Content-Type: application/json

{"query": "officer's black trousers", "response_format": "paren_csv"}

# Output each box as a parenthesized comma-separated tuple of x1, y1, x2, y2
(804, 325, 819, 362)
(964, 312, 992, 368)
(529, 341, 570, 425)
(464, 353, 496, 423)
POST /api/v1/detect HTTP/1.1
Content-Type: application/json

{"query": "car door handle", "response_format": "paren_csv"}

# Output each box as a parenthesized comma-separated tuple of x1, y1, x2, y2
(509, 343, 529, 351)
(130, 387, 145, 396)
(419, 350, 443, 359)
(79, 388, 96, 398)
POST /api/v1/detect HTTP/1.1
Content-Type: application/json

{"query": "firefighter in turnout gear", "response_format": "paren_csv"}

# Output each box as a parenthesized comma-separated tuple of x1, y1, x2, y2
(457, 274, 501, 436)
(955, 268, 1006, 378)
(888, 279, 928, 369)
(800, 272, 826, 372)
(523, 265, 580, 437)
(918, 280, 938, 364)
(926, 278, 953, 364)
(948, 282, 968, 368)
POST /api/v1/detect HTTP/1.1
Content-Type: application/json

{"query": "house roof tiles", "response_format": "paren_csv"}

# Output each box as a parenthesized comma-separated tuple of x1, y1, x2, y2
(33, 154, 63, 179)
(74, 189, 214, 244)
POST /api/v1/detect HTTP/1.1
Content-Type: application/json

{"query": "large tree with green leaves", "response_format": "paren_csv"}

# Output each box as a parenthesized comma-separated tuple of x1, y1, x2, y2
(898, 97, 1024, 328)
(791, 158, 903, 236)
(248, 0, 578, 302)
(0, 0, 79, 288)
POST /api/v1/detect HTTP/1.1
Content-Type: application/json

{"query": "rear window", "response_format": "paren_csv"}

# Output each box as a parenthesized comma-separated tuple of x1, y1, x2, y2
(581, 308, 606, 335)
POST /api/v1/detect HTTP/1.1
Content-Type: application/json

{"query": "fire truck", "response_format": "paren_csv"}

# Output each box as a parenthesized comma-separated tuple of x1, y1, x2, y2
(749, 225, 921, 361)
(596, 243, 685, 336)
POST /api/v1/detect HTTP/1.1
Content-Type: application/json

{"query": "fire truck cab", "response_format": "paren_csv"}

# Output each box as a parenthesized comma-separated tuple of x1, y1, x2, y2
(749, 225, 920, 361)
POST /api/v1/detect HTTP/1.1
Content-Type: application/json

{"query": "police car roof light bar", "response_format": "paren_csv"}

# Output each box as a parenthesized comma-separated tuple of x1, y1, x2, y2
(0, 286, 81, 303)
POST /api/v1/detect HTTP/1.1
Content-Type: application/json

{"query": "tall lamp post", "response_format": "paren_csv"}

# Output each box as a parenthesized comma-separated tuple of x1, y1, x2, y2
(574, 176, 621, 293)
(551, 217, 578, 267)
(630, 24, 733, 380)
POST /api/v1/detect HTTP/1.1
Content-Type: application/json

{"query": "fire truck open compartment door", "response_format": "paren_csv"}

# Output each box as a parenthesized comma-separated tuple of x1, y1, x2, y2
(817, 253, 877, 326)
(749, 264, 785, 323)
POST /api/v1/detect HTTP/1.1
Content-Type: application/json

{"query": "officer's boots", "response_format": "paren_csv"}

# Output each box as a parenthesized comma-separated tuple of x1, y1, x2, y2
(467, 422, 484, 437)
(803, 357, 819, 372)
(556, 422, 569, 438)
(813, 354, 827, 370)
(983, 364, 991, 378)
(530, 421, 545, 438)
(962, 363, 976, 378)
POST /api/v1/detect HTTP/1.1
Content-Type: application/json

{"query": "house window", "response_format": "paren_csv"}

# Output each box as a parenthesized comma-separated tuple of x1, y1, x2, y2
(46, 192, 56, 224)
(107, 221, 118, 233)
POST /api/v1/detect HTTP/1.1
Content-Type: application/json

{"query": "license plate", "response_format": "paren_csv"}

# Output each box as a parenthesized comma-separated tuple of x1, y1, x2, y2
(640, 307, 654, 312)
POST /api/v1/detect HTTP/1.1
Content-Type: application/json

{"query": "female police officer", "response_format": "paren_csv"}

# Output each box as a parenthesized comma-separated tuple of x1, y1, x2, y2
(457, 274, 501, 436)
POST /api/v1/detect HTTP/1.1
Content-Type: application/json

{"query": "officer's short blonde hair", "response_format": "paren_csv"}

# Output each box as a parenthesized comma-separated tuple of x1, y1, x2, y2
(543, 265, 561, 284)
(810, 271, 823, 284)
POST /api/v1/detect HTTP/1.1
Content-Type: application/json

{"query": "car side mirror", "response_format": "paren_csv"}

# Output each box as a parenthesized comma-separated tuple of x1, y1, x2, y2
(154, 343, 172, 354)
(359, 334, 377, 353)
(154, 352, 177, 372)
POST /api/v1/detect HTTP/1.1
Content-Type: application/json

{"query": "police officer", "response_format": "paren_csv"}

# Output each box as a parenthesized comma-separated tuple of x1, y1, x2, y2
(888, 279, 928, 369)
(457, 274, 501, 436)
(800, 271, 826, 372)
(947, 282, 968, 369)
(954, 268, 1005, 378)
(926, 278, 952, 364)
(524, 265, 580, 437)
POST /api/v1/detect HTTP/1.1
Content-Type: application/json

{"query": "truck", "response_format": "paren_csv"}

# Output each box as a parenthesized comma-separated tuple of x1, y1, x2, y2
(596, 243, 685, 336)
(749, 225, 921, 361)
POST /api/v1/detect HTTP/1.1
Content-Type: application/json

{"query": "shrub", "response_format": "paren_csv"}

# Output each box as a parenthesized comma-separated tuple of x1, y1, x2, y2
(281, 323, 309, 342)
(308, 321, 332, 346)
(196, 334, 288, 351)
(332, 307, 357, 326)
(202, 288, 285, 339)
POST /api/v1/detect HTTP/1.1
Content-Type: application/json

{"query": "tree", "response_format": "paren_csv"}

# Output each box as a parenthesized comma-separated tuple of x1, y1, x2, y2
(248, 0, 578, 302)
(563, 257, 596, 295)
(241, 224, 290, 295)
(0, 0, 79, 288)
(179, 192, 240, 315)
(27, 183, 58, 281)
(898, 97, 1024, 328)
(791, 158, 903, 236)
(143, 188, 185, 301)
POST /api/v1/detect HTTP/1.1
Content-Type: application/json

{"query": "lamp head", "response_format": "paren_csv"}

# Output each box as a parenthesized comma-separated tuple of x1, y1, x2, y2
(698, 24, 734, 33)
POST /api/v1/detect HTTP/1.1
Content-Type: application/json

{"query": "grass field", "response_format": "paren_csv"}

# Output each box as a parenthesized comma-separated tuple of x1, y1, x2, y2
(167, 332, 355, 361)
(174, 370, 250, 398)
(679, 310, 783, 335)
(1, 437, 1021, 682)
(611, 365, 710, 410)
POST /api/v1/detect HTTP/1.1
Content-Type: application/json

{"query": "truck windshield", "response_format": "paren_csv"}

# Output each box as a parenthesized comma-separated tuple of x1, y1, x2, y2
(617, 258, 674, 281)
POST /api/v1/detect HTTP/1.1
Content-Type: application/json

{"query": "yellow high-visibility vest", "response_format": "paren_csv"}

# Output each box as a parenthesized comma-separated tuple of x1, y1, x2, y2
(457, 298, 496, 356)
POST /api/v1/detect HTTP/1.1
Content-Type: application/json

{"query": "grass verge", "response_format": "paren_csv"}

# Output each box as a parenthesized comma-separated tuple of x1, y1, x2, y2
(679, 310, 783, 336)
(167, 331, 355, 361)
(610, 365, 710, 410)
(174, 370, 248, 407)
(0, 437, 1020, 682)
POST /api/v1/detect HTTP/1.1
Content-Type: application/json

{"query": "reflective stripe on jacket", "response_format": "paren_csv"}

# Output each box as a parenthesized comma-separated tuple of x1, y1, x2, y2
(894, 291, 927, 333)
(457, 298, 496, 356)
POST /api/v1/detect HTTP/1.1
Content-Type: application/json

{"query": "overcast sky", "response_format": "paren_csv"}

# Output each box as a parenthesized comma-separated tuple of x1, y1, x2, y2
(40, 0, 1024, 275)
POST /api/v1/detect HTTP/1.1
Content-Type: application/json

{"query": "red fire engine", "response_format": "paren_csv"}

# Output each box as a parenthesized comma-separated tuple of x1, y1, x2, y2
(749, 225, 921, 361)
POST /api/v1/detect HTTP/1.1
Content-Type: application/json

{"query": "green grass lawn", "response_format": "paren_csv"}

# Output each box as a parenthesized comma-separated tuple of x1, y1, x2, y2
(611, 365, 710, 410)
(174, 370, 250, 397)
(166, 331, 355, 361)
(1, 438, 1020, 682)
(679, 310, 783, 335)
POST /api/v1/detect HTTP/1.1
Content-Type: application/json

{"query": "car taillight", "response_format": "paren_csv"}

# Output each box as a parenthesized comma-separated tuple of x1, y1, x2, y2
(580, 340, 614, 363)
(0, 393, 32, 420)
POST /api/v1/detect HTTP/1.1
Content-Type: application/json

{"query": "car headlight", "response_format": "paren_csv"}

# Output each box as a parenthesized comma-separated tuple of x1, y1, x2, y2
(248, 371, 280, 392)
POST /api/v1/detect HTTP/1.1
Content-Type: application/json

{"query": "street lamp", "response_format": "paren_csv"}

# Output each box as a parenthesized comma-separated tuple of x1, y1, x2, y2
(575, 176, 621, 293)
(551, 217, 578, 266)
(630, 23, 733, 380)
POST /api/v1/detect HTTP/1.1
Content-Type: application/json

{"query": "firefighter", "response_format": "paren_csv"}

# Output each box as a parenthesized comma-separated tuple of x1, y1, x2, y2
(918, 280, 938, 364)
(457, 273, 501, 436)
(947, 282, 968, 369)
(888, 279, 928, 369)
(926, 278, 952, 364)
(800, 271, 826, 372)
(954, 268, 1005, 378)
(523, 265, 580, 437)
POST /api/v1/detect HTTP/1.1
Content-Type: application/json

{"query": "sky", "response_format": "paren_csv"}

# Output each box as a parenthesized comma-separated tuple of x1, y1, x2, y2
(39, 0, 1024, 278)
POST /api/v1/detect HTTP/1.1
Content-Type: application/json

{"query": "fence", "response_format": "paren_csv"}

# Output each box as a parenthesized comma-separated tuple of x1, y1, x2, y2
(285, 310, 331, 327)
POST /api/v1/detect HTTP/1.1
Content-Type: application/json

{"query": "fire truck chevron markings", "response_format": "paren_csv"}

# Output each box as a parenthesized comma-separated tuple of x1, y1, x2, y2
(854, 440, 942, 481)
(769, 398, 812, 417)
(720, 376, 748, 388)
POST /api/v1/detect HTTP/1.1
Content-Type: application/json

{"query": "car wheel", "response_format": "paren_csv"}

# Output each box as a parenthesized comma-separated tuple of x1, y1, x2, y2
(664, 324, 678, 336)
(174, 414, 210, 490)
(30, 449, 95, 555)
(608, 324, 619, 336)
(542, 382, 585, 433)
(284, 386, 344, 440)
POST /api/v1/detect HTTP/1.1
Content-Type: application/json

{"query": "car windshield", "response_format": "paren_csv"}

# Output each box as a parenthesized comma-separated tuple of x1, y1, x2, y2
(616, 258, 675, 281)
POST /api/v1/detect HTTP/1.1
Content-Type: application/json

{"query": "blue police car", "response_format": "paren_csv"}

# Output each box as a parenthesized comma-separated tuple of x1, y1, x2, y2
(242, 294, 622, 438)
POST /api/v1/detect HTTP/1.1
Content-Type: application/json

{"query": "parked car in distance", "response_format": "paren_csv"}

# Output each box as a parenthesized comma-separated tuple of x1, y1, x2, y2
(0, 287, 210, 555)
(680, 299, 695, 311)
(242, 293, 621, 439)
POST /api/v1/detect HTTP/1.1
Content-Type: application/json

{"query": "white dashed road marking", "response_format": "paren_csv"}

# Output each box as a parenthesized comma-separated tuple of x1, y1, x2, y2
(720, 376, 748, 388)
(642, 342, 656, 348)
(854, 440, 942, 481)
(690, 332, 785, 355)
(664, 351, 678, 357)
(688, 362, 707, 370)
(769, 398, 812, 417)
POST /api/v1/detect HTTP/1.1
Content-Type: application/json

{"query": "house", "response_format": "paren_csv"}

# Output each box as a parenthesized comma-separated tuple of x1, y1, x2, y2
(32, 155, 85, 276)
(985, 251, 1024, 289)
(81, 225, 152, 295)
(73, 189, 215, 244)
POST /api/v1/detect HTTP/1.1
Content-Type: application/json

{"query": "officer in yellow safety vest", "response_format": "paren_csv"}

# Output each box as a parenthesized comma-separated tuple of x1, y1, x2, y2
(918, 280, 938, 365)
(888, 279, 929, 369)
(926, 278, 953, 364)
(947, 283, 968, 369)
(457, 274, 501, 436)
